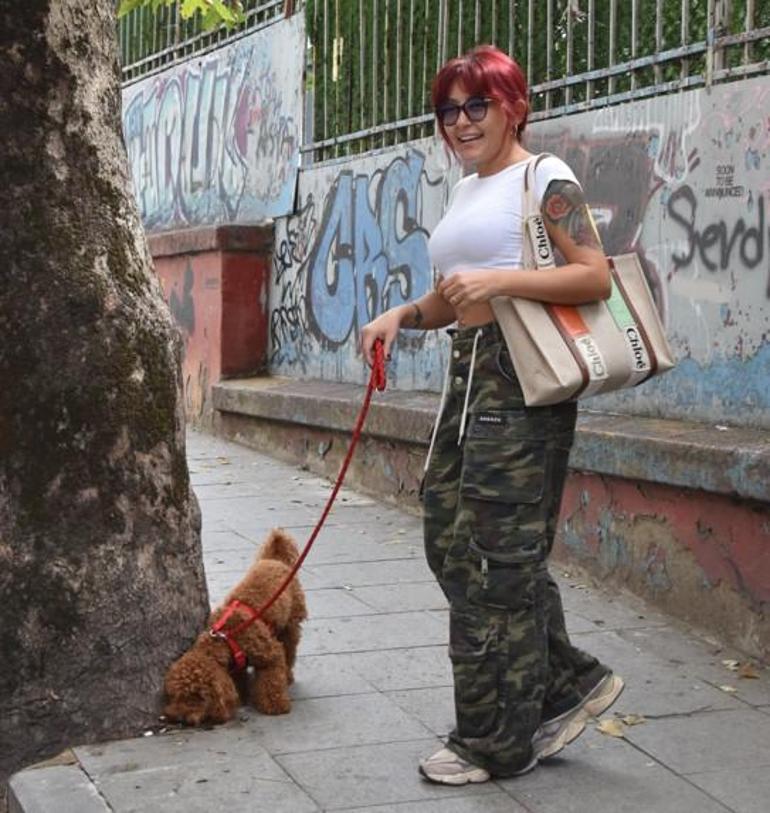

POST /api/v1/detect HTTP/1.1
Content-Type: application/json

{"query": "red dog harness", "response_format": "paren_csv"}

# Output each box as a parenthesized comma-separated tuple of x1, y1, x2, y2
(209, 599, 271, 672)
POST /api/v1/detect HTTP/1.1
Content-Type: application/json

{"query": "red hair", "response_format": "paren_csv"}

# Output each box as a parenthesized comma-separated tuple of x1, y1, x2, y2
(431, 45, 529, 144)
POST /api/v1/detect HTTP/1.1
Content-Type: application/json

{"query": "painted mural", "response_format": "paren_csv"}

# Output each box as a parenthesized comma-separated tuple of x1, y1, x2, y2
(122, 14, 304, 232)
(270, 142, 461, 391)
(269, 75, 770, 426)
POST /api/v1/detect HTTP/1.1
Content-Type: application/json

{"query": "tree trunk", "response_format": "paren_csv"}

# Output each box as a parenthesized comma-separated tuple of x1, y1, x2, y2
(0, 0, 210, 781)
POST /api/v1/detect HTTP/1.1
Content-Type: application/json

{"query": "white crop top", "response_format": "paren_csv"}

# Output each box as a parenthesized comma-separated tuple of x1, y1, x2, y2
(428, 155, 580, 276)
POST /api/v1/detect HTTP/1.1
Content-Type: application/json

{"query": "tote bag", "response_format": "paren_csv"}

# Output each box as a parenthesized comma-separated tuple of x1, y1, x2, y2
(490, 154, 675, 406)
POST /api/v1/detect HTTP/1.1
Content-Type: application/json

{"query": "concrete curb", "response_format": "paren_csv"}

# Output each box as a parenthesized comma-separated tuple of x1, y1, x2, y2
(213, 377, 770, 503)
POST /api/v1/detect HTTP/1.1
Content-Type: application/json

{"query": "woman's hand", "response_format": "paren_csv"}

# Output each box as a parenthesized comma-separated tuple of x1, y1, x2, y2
(436, 270, 502, 310)
(360, 307, 404, 367)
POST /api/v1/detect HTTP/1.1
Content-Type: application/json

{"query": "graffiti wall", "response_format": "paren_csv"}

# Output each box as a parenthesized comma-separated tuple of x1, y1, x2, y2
(529, 76, 770, 426)
(122, 14, 304, 232)
(269, 75, 770, 426)
(270, 141, 462, 391)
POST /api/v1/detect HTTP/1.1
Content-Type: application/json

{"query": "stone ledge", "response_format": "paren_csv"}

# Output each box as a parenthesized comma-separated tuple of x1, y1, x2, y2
(213, 377, 770, 504)
(147, 225, 273, 258)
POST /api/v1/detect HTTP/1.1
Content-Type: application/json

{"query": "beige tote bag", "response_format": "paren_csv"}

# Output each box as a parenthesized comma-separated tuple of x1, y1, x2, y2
(490, 154, 675, 406)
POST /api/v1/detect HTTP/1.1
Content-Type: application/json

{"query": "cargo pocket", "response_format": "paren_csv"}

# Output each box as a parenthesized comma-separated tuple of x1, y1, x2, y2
(448, 609, 501, 739)
(460, 411, 548, 545)
(465, 541, 545, 613)
(460, 409, 547, 505)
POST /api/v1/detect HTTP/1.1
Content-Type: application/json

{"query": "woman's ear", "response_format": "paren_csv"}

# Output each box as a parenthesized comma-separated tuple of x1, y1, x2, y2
(511, 97, 529, 133)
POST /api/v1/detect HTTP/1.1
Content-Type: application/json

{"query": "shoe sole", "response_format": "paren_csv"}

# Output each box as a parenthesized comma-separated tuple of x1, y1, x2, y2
(536, 674, 626, 760)
(583, 673, 625, 717)
(418, 765, 490, 785)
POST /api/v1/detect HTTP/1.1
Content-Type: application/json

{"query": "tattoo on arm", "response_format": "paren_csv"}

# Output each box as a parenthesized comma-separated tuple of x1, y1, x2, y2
(541, 180, 603, 250)
(408, 303, 424, 329)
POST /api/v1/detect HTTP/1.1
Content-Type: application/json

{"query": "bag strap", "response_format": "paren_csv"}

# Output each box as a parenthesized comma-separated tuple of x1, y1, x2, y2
(522, 153, 557, 269)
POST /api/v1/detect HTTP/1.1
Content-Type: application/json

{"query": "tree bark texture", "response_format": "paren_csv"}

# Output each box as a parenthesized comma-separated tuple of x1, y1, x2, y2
(0, 0, 210, 780)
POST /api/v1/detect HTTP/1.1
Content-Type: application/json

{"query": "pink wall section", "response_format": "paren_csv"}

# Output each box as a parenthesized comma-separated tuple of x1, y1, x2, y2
(149, 226, 271, 423)
(557, 472, 770, 656)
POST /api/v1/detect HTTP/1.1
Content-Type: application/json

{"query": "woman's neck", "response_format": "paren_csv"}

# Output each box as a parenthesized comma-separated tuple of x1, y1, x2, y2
(476, 140, 530, 177)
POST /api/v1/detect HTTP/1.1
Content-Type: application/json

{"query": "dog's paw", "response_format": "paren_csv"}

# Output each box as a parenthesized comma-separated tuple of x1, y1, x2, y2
(254, 694, 291, 715)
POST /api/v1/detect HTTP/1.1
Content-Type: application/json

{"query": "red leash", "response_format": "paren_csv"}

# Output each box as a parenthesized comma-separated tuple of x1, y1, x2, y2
(210, 340, 387, 665)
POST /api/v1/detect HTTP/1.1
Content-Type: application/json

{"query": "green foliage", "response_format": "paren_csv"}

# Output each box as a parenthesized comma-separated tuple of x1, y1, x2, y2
(117, 0, 245, 30)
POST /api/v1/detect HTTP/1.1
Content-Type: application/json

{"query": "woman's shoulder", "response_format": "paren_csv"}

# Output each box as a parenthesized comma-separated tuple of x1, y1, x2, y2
(532, 153, 581, 199)
(535, 153, 578, 178)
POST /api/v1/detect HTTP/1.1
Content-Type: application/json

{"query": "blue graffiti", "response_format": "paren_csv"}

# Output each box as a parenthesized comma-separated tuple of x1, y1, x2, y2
(306, 151, 431, 346)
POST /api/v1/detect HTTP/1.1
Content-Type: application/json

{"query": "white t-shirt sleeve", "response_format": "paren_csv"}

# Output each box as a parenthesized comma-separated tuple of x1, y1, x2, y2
(533, 154, 581, 206)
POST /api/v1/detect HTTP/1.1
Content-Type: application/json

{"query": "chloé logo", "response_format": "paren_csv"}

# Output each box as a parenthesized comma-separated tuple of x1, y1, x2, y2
(530, 215, 553, 265)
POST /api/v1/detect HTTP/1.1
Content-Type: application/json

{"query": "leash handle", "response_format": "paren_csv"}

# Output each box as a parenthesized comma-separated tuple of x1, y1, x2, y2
(210, 338, 388, 648)
(372, 338, 386, 391)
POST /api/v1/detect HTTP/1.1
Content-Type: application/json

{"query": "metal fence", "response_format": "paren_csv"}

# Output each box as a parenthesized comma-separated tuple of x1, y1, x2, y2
(305, 0, 770, 163)
(118, 2, 770, 164)
(118, 0, 292, 85)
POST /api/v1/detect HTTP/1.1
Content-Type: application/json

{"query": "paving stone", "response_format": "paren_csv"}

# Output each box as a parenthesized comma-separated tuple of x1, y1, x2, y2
(199, 530, 257, 552)
(276, 739, 501, 810)
(305, 587, 378, 618)
(684, 765, 770, 813)
(71, 729, 320, 812)
(349, 646, 452, 691)
(622, 707, 770, 774)
(351, 582, 448, 613)
(8, 765, 109, 813)
(568, 629, 745, 717)
(292, 653, 376, 698)
(74, 726, 275, 774)
(203, 548, 261, 573)
(328, 520, 423, 544)
(386, 687, 455, 736)
(304, 537, 423, 567)
(339, 794, 530, 812)
(615, 625, 770, 707)
(301, 558, 434, 590)
(562, 610, 601, 635)
(90, 765, 319, 813)
(507, 768, 729, 812)
(556, 578, 671, 631)
(193, 480, 266, 499)
(301, 611, 448, 655)
(498, 730, 730, 812)
(238, 693, 432, 754)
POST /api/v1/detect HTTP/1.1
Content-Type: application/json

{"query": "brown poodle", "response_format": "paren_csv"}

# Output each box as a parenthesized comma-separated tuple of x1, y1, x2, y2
(163, 528, 307, 725)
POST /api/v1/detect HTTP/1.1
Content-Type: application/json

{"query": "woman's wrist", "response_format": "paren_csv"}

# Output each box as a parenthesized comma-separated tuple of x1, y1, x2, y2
(398, 302, 424, 329)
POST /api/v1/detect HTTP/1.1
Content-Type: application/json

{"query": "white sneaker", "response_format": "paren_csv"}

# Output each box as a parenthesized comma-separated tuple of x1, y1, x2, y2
(418, 747, 491, 785)
(532, 672, 625, 760)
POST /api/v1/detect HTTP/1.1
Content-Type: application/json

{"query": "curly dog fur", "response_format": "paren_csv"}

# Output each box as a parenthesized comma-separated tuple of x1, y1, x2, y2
(163, 528, 307, 725)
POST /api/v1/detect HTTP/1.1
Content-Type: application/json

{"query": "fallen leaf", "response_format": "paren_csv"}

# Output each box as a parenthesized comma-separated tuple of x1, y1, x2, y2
(718, 685, 738, 694)
(596, 719, 625, 737)
(738, 663, 760, 680)
(620, 714, 646, 726)
(722, 659, 740, 671)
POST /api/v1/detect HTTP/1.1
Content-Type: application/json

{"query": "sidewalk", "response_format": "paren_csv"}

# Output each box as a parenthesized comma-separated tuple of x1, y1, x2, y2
(9, 430, 770, 813)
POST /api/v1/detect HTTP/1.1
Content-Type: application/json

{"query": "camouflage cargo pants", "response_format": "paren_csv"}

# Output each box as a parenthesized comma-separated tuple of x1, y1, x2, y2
(422, 322, 607, 777)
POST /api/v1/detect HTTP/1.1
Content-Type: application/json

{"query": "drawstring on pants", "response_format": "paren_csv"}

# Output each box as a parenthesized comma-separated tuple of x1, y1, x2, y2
(423, 327, 483, 476)
(457, 328, 481, 445)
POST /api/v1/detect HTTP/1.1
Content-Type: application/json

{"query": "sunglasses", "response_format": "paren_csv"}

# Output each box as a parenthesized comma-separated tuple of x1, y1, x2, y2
(435, 96, 493, 127)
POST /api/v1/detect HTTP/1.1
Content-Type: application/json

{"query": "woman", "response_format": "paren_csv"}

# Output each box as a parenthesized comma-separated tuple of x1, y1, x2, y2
(361, 45, 624, 785)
